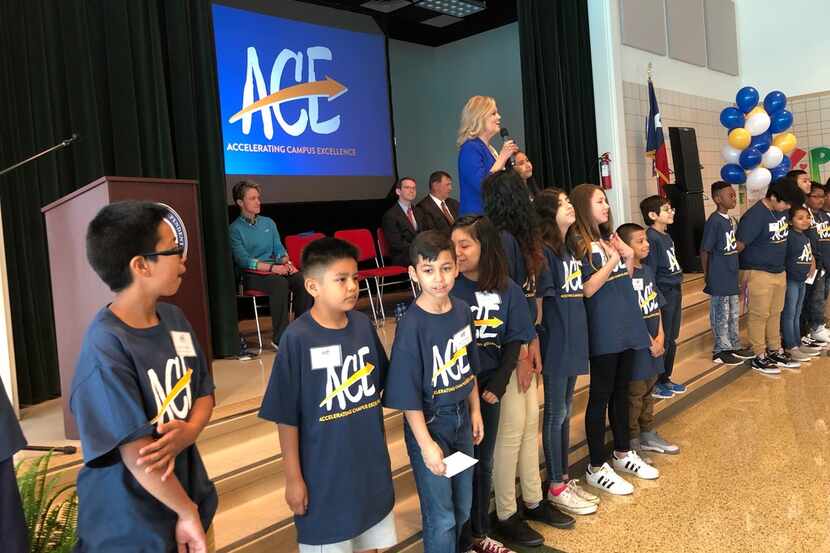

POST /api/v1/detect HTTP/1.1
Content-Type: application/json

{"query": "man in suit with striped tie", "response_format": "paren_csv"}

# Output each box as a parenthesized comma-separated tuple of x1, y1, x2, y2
(417, 171, 460, 235)
(382, 177, 426, 266)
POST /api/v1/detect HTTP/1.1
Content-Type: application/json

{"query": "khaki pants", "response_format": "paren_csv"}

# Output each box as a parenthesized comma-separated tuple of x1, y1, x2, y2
(629, 376, 658, 437)
(206, 525, 215, 553)
(744, 269, 786, 355)
(492, 353, 543, 520)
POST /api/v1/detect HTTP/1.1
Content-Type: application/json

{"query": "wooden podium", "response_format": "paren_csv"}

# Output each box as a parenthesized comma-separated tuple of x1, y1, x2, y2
(42, 176, 213, 438)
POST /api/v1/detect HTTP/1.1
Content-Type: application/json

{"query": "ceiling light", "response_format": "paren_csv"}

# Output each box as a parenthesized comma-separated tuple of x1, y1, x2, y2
(414, 0, 485, 18)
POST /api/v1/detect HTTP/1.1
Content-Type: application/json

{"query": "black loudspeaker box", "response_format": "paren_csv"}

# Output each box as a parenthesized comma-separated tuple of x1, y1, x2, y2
(664, 183, 705, 273)
(668, 127, 703, 193)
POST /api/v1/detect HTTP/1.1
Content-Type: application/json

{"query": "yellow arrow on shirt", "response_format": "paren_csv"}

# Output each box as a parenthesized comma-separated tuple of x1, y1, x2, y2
(150, 368, 193, 425)
(432, 346, 467, 385)
(474, 317, 503, 329)
(640, 290, 658, 310)
(318, 363, 375, 408)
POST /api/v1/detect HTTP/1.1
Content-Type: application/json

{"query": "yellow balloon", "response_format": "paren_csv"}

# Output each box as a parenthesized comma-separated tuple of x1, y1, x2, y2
(728, 128, 751, 150)
(773, 132, 797, 154)
(747, 106, 766, 118)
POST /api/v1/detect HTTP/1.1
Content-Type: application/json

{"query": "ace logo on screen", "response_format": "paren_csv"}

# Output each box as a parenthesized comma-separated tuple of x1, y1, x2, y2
(228, 46, 349, 139)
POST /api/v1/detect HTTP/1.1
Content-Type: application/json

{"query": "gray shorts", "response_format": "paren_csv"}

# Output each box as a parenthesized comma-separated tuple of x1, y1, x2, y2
(298, 511, 397, 553)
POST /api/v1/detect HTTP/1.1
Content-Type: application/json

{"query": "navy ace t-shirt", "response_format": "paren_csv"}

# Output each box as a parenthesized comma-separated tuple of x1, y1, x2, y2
(701, 212, 739, 296)
(450, 275, 535, 388)
(70, 303, 217, 552)
(644, 227, 683, 290)
(737, 200, 789, 273)
(809, 208, 830, 272)
(631, 266, 666, 381)
(582, 241, 651, 357)
(259, 310, 394, 546)
(384, 298, 480, 412)
(539, 247, 589, 377)
(786, 230, 813, 283)
(501, 231, 552, 323)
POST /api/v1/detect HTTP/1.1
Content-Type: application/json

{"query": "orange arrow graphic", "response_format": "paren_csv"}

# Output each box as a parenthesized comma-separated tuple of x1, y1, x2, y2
(228, 76, 348, 124)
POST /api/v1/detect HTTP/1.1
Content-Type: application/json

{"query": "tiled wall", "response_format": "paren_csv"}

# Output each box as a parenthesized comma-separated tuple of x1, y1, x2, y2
(788, 93, 830, 184)
(622, 81, 744, 223)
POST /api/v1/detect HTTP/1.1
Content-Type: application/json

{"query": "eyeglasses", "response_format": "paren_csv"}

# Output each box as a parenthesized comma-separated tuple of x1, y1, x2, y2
(138, 245, 185, 258)
(809, 194, 826, 199)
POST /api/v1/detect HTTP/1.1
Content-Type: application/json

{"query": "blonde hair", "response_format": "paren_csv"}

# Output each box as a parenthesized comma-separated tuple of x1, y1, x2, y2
(457, 95, 496, 147)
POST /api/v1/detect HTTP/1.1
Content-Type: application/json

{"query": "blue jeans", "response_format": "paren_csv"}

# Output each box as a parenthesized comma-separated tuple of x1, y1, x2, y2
(405, 402, 474, 553)
(801, 274, 825, 332)
(781, 279, 807, 349)
(709, 295, 741, 355)
(542, 373, 577, 483)
(460, 398, 499, 547)
(659, 286, 682, 382)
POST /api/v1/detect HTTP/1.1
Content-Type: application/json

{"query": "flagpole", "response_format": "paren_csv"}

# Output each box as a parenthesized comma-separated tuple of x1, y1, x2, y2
(647, 62, 653, 82)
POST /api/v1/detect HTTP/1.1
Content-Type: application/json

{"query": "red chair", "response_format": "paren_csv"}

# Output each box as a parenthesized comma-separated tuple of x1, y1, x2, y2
(240, 269, 272, 355)
(284, 232, 325, 268)
(376, 227, 417, 298)
(334, 229, 410, 323)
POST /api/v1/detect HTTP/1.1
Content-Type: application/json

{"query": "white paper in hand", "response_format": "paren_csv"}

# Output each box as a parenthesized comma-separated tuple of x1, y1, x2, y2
(443, 451, 478, 478)
(806, 271, 818, 285)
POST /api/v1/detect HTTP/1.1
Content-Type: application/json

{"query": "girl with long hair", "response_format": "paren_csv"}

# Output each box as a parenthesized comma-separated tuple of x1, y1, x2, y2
(569, 184, 657, 497)
(451, 216, 536, 553)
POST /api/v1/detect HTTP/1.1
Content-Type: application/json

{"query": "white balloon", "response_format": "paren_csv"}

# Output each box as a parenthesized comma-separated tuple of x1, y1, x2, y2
(761, 145, 784, 169)
(745, 112, 771, 136)
(746, 167, 772, 194)
(721, 144, 741, 164)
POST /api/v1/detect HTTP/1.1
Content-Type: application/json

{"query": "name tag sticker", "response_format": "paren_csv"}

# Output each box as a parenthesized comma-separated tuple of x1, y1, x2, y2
(769, 223, 779, 232)
(475, 291, 500, 306)
(310, 345, 342, 369)
(454, 326, 473, 349)
(632, 278, 644, 291)
(170, 331, 197, 358)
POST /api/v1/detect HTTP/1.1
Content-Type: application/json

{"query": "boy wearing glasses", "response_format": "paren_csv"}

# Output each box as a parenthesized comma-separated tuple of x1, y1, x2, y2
(640, 195, 685, 399)
(71, 201, 217, 552)
(802, 182, 830, 345)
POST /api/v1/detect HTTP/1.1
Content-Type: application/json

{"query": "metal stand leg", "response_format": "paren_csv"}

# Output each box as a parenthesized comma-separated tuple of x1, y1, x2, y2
(251, 297, 263, 356)
(373, 277, 387, 322)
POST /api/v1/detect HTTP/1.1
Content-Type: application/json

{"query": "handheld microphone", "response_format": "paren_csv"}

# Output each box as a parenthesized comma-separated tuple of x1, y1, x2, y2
(499, 127, 516, 167)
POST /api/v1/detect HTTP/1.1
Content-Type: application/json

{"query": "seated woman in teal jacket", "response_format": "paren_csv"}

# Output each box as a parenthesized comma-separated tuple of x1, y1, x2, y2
(229, 180, 311, 347)
(457, 95, 518, 216)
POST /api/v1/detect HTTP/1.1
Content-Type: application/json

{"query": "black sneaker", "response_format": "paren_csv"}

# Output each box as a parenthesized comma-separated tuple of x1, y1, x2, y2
(730, 347, 755, 359)
(524, 501, 575, 530)
(751, 355, 781, 375)
(495, 513, 545, 548)
(713, 351, 744, 366)
(767, 350, 800, 369)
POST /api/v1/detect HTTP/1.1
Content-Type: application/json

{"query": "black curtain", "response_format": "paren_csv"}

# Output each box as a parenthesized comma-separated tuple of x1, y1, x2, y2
(517, 0, 600, 192)
(0, 0, 239, 405)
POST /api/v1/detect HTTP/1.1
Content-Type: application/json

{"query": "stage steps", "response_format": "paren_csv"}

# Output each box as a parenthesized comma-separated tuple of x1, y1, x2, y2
(27, 274, 750, 552)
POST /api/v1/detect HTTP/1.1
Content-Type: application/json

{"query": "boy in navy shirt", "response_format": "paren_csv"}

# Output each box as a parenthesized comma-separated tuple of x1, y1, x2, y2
(618, 224, 680, 462)
(737, 178, 803, 374)
(700, 182, 754, 366)
(640, 195, 685, 398)
(1, 382, 27, 553)
(71, 201, 217, 552)
(802, 182, 830, 346)
(384, 231, 484, 553)
(259, 238, 396, 552)
(781, 206, 817, 363)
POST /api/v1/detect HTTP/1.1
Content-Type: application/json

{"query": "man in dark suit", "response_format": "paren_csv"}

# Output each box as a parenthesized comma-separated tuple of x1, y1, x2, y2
(417, 171, 460, 234)
(381, 177, 425, 266)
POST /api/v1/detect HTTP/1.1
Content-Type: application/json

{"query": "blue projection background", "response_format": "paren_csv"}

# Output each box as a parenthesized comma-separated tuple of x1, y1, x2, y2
(213, 4, 394, 177)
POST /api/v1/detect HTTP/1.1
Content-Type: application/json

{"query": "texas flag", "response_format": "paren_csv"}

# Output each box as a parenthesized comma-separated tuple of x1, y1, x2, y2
(645, 79, 670, 197)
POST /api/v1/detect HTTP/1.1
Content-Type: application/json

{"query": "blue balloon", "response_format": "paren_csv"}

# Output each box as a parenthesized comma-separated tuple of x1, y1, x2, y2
(764, 90, 787, 115)
(750, 130, 772, 153)
(739, 147, 762, 170)
(720, 107, 745, 130)
(771, 165, 788, 182)
(775, 155, 792, 173)
(769, 110, 793, 133)
(736, 86, 760, 113)
(721, 164, 747, 185)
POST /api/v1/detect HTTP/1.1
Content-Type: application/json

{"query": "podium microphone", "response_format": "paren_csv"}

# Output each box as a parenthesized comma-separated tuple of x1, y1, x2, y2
(0, 132, 81, 177)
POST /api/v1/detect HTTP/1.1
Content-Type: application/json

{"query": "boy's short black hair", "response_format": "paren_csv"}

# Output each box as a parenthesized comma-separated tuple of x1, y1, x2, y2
(301, 237, 359, 277)
(711, 180, 732, 197)
(639, 195, 670, 225)
(767, 177, 803, 205)
(409, 230, 455, 266)
(810, 181, 825, 194)
(86, 201, 168, 292)
(790, 205, 810, 219)
(616, 223, 645, 247)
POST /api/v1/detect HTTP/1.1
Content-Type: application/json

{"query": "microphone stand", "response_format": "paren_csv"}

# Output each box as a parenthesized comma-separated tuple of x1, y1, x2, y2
(1, 134, 79, 455)
(0, 134, 78, 177)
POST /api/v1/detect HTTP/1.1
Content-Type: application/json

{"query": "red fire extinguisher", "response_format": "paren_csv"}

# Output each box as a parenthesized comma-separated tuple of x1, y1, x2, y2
(599, 152, 612, 189)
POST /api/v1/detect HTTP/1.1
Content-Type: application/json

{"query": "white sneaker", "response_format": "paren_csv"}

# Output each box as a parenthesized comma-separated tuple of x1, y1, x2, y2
(567, 479, 600, 505)
(786, 348, 812, 362)
(810, 326, 830, 343)
(612, 450, 660, 480)
(796, 346, 821, 357)
(548, 483, 598, 515)
(585, 463, 634, 495)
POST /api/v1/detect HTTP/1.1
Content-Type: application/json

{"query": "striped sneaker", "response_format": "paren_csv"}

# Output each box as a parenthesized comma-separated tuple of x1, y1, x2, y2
(612, 450, 660, 480)
(585, 463, 634, 495)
